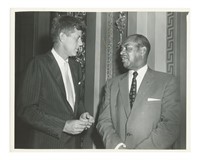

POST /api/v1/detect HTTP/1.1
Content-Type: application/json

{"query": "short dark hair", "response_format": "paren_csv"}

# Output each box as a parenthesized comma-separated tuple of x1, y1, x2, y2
(50, 15, 86, 43)
(127, 34, 151, 55)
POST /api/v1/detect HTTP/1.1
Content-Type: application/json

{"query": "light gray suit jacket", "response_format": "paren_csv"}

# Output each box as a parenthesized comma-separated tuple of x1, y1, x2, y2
(97, 68, 180, 149)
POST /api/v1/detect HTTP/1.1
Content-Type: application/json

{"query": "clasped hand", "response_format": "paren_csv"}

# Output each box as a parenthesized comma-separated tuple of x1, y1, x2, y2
(63, 112, 94, 135)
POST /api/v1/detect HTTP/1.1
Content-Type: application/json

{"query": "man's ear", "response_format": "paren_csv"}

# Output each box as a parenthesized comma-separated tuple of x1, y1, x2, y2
(140, 46, 147, 57)
(59, 32, 66, 42)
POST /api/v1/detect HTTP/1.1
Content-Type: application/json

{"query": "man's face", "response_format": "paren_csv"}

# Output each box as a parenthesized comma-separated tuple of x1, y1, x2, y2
(120, 40, 143, 70)
(62, 28, 83, 57)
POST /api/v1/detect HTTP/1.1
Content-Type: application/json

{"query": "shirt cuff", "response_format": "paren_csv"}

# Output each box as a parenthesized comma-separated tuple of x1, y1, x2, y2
(115, 143, 126, 149)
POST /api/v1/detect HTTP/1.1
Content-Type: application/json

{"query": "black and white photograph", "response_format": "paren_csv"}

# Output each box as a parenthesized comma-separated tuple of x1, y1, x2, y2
(13, 10, 187, 150)
(0, 0, 199, 160)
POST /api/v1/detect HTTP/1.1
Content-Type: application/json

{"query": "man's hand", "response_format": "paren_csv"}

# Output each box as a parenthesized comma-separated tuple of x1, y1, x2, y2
(118, 145, 126, 149)
(79, 112, 95, 129)
(115, 143, 127, 149)
(63, 120, 90, 135)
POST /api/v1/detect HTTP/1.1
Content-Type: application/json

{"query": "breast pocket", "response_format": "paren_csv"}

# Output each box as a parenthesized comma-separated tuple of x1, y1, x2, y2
(145, 101, 162, 124)
(147, 101, 161, 107)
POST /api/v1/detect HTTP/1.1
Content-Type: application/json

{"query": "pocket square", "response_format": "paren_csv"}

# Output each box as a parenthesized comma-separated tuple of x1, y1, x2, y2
(147, 98, 161, 101)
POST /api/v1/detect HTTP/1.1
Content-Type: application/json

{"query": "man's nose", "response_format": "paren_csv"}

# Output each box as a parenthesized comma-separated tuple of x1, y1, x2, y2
(79, 39, 83, 46)
(120, 49, 126, 55)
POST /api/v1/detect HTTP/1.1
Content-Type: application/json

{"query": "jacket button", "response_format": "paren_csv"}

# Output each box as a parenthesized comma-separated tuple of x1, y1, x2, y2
(126, 133, 132, 136)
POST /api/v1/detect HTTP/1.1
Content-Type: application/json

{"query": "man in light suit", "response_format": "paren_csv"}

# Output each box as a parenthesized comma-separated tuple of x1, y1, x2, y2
(16, 15, 94, 149)
(96, 34, 180, 149)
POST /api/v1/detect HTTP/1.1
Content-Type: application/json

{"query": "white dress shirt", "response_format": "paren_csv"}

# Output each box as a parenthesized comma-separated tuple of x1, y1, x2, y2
(51, 48, 75, 111)
(128, 64, 148, 92)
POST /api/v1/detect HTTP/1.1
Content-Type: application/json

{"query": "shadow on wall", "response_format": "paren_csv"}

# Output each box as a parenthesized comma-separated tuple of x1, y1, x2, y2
(37, 35, 52, 55)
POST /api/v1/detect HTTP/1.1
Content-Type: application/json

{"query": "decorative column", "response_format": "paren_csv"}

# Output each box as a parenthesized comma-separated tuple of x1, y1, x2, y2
(105, 13, 114, 80)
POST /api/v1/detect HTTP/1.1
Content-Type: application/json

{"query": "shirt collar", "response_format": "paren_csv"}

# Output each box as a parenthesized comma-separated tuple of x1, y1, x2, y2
(128, 64, 148, 77)
(51, 48, 68, 65)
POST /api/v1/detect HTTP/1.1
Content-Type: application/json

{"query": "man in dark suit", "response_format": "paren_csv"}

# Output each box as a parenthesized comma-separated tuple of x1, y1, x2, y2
(96, 34, 180, 149)
(16, 15, 94, 149)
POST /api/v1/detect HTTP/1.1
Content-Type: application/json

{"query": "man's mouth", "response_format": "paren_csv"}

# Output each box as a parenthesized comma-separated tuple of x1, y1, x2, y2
(121, 56, 128, 62)
(75, 48, 79, 53)
(76, 47, 82, 53)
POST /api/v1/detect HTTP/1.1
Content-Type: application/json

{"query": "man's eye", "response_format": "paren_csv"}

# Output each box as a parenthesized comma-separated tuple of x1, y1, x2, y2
(123, 46, 133, 52)
(126, 46, 133, 51)
(78, 36, 82, 40)
(120, 46, 125, 51)
(121, 45, 134, 51)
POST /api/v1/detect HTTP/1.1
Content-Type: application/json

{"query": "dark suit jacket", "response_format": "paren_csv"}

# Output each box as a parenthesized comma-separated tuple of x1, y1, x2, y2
(16, 51, 85, 149)
(97, 68, 181, 149)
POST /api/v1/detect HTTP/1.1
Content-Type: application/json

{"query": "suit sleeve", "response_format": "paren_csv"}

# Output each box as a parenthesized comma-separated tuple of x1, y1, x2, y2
(135, 76, 181, 149)
(96, 81, 124, 149)
(16, 58, 66, 139)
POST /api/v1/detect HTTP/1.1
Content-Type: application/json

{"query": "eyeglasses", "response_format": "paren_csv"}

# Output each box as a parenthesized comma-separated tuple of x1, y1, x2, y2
(121, 45, 135, 52)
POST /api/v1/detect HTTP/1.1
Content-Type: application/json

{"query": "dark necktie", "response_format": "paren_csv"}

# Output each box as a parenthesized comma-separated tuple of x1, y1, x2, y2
(129, 71, 138, 109)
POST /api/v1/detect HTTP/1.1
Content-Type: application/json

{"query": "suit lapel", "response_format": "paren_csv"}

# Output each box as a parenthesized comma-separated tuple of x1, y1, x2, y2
(46, 52, 83, 115)
(47, 52, 66, 97)
(68, 59, 78, 96)
(119, 73, 131, 117)
(68, 58, 79, 113)
(131, 68, 154, 111)
(46, 52, 74, 114)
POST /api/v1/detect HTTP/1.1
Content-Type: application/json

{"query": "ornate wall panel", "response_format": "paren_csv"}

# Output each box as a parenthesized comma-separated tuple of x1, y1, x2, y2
(105, 13, 114, 80)
(105, 12, 128, 81)
(166, 12, 176, 75)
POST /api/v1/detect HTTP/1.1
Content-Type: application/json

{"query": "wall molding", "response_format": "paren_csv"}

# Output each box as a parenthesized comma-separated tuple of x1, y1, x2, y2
(166, 12, 176, 75)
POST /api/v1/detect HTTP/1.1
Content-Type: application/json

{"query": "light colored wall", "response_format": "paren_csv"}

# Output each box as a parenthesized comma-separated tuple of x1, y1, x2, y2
(93, 13, 102, 119)
(155, 13, 167, 72)
(128, 12, 167, 72)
